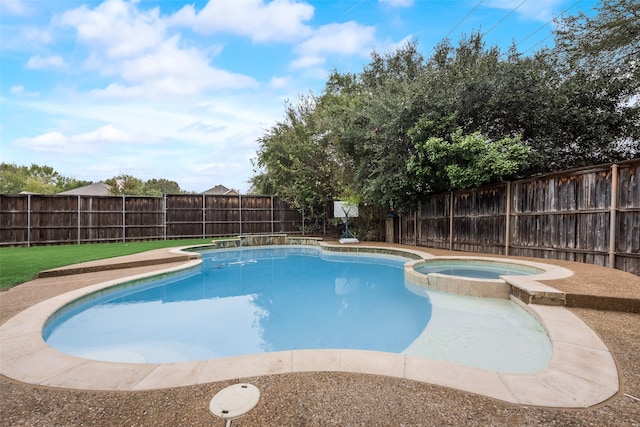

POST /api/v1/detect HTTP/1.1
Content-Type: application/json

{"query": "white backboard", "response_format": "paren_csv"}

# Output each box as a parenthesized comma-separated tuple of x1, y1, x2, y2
(333, 201, 359, 218)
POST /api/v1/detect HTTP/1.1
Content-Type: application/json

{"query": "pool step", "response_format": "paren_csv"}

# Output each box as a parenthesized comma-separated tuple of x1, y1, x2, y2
(38, 250, 198, 278)
(506, 278, 566, 306)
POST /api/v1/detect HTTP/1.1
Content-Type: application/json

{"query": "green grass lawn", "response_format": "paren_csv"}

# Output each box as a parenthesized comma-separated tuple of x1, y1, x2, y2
(0, 239, 214, 291)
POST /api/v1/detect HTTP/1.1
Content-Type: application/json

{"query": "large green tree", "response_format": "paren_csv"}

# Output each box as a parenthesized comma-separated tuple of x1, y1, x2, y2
(105, 175, 145, 195)
(253, 6, 639, 218)
(0, 163, 91, 194)
(105, 175, 186, 195)
(143, 178, 184, 196)
(250, 94, 341, 230)
(319, 42, 431, 211)
(425, 29, 638, 173)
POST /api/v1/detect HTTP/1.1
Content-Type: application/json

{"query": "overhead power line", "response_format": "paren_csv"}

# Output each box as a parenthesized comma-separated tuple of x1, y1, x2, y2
(442, 0, 484, 41)
(515, 0, 582, 50)
(521, 33, 555, 55)
(483, 0, 528, 36)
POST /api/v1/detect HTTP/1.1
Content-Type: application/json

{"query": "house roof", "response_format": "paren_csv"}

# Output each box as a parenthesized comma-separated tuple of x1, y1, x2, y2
(201, 185, 239, 195)
(58, 182, 112, 196)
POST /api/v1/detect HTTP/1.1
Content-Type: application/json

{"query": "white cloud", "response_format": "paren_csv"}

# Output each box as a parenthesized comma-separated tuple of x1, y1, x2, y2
(484, 0, 565, 22)
(269, 76, 291, 89)
(11, 85, 24, 95)
(297, 21, 376, 56)
(385, 35, 414, 53)
(76, 124, 142, 144)
(13, 124, 161, 154)
(120, 37, 255, 87)
(291, 21, 376, 70)
(89, 38, 258, 99)
(0, 0, 30, 15)
(21, 27, 53, 44)
(379, 0, 414, 8)
(180, 120, 227, 134)
(26, 55, 66, 70)
(16, 90, 283, 152)
(56, 1, 258, 100)
(5, 87, 279, 190)
(169, 0, 314, 43)
(10, 85, 39, 97)
(58, 0, 165, 59)
(89, 83, 143, 99)
(1, 26, 52, 52)
(14, 131, 77, 153)
(290, 55, 325, 70)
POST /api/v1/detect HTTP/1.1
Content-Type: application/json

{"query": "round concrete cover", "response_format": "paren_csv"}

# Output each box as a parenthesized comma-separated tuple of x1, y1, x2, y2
(209, 383, 260, 420)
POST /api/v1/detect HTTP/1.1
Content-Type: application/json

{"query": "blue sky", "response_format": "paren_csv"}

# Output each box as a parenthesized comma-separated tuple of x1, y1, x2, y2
(0, 0, 597, 193)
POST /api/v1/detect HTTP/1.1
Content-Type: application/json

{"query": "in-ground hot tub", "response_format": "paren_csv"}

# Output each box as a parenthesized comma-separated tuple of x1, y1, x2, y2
(405, 257, 552, 299)
(414, 258, 543, 278)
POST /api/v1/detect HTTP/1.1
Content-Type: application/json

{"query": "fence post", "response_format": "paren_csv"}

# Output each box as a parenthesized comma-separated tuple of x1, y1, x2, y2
(609, 164, 619, 268)
(163, 195, 167, 240)
(239, 194, 243, 235)
(202, 194, 206, 238)
(414, 204, 418, 246)
(271, 195, 274, 234)
(27, 194, 31, 247)
(77, 195, 81, 245)
(122, 196, 126, 243)
(505, 182, 511, 256)
(449, 191, 454, 251)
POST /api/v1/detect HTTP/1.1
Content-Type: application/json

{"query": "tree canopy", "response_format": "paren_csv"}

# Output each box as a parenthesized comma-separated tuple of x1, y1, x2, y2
(1, 163, 187, 196)
(104, 175, 185, 196)
(0, 163, 91, 194)
(251, 1, 639, 215)
(250, 95, 341, 230)
(554, 0, 640, 80)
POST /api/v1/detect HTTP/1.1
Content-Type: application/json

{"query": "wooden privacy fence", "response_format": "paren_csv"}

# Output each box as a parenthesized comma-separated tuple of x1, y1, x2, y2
(0, 194, 304, 246)
(399, 159, 640, 275)
(2, 161, 638, 275)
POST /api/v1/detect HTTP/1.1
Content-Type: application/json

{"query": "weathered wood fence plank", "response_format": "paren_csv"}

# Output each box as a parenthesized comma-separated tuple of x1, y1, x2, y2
(400, 159, 640, 276)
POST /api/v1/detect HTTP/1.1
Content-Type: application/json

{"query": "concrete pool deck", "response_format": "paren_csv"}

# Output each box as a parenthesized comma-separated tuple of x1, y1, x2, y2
(1, 242, 635, 411)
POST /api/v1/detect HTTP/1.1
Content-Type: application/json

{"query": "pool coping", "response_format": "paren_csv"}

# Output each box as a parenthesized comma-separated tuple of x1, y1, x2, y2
(0, 243, 620, 408)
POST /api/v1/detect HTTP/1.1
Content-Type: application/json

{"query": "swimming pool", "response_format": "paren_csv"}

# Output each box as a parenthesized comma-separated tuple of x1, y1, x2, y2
(44, 247, 430, 362)
(43, 245, 552, 372)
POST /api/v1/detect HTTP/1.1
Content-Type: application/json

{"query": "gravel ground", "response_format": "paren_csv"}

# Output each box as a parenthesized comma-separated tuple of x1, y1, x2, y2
(1, 247, 639, 426)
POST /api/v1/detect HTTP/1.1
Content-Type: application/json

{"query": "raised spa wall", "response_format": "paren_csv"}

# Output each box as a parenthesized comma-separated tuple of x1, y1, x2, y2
(206, 235, 570, 307)
(404, 257, 571, 306)
(404, 259, 510, 299)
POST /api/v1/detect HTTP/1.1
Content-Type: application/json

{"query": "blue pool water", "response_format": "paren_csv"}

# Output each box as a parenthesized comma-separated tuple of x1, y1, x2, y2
(43, 247, 432, 363)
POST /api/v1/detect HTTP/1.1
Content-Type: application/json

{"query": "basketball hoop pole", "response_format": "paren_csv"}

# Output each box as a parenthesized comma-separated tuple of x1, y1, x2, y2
(342, 206, 351, 239)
